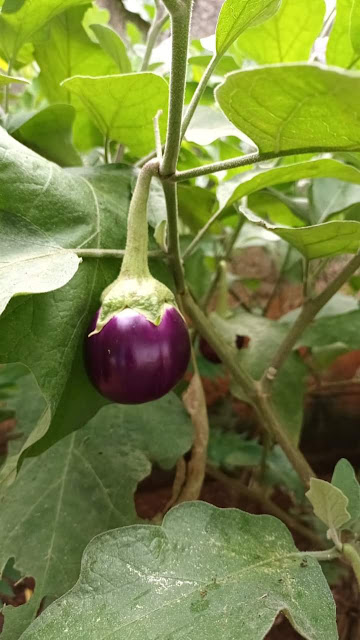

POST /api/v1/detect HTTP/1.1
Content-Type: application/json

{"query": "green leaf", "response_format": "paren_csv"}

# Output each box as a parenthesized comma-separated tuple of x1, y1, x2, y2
(327, 0, 360, 69)
(245, 213, 360, 260)
(350, 0, 360, 56)
(212, 310, 307, 443)
(216, 0, 281, 56)
(0, 73, 28, 86)
(7, 104, 82, 167)
(306, 477, 350, 531)
(178, 184, 218, 233)
(186, 105, 242, 146)
(218, 159, 360, 213)
(311, 178, 360, 223)
(62, 73, 169, 156)
(0, 130, 132, 480)
(208, 429, 262, 469)
(33, 5, 119, 151)
(90, 24, 131, 73)
(234, 0, 325, 64)
(0, 211, 81, 316)
(216, 64, 360, 154)
(0, 396, 193, 639)
(21, 502, 337, 640)
(332, 458, 360, 529)
(311, 343, 350, 370)
(0, 0, 90, 61)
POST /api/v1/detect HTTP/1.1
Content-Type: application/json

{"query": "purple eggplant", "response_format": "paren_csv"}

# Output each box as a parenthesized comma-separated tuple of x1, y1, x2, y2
(85, 305, 191, 404)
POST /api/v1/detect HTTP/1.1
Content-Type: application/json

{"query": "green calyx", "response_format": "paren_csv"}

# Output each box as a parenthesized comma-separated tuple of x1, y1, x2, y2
(90, 274, 176, 335)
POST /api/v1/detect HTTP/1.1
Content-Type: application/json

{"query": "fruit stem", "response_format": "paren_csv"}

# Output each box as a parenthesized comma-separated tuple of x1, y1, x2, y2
(215, 261, 228, 317)
(120, 159, 159, 280)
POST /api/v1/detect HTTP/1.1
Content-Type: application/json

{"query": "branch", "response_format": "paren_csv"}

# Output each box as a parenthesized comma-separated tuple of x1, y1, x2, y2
(140, 6, 168, 71)
(171, 146, 356, 182)
(262, 252, 360, 389)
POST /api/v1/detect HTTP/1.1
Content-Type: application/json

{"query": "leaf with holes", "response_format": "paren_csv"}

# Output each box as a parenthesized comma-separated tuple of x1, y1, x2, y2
(216, 64, 360, 154)
(21, 502, 337, 640)
(0, 396, 193, 639)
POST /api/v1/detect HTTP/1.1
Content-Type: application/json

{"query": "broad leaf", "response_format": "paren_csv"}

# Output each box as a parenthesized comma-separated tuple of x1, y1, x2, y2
(0, 74, 28, 86)
(0, 130, 132, 478)
(62, 73, 169, 156)
(327, 0, 360, 69)
(0, 0, 89, 61)
(7, 104, 82, 167)
(186, 105, 243, 145)
(90, 23, 131, 72)
(21, 502, 337, 640)
(234, 0, 325, 64)
(306, 478, 350, 531)
(350, 0, 360, 56)
(178, 184, 218, 233)
(0, 396, 193, 639)
(310, 178, 360, 223)
(217, 159, 360, 212)
(216, 64, 360, 154)
(0, 211, 81, 315)
(33, 5, 119, 151)
(215, 0, 281, 55)
(332, 458, 360, 529)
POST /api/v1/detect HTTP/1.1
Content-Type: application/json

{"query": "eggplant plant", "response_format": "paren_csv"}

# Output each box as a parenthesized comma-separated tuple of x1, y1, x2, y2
(2, 0, 360, 638)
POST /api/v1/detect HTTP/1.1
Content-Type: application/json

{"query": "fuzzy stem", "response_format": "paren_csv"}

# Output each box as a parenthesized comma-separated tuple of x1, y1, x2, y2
(140, 7, 168, 72)
(160, 0, 193, 176)
(181, 53, 219, 138)
(75, 248, 163, 259)
(162, 181, 185, 291)
(120, 159, 159, 279)
(343, 543, 360, 589)
(171, 146, 360, 182)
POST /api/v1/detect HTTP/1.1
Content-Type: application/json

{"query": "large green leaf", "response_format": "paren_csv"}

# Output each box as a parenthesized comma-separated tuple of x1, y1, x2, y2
(90, 23, 131, 73)
(234, 0, 325, 64)
(0, 396, 193, 639)
(306, 478, 350, 531)
(327, 0, 360, 69)
(33, 5, 119, 151)
(351, 1, 360, 57)
(21, 502, 337, 640)
(217, 159, 360, 212)
(310, 178, 360, 223)
(0, 129, 133, 481)
(216, 64, 360, 154)
(62, 73, 169, 156)
(7, 104, 82, 166)
(0, 0, 89, 61)
(0, 211, 81, 315)
(215, 0, 281, 56)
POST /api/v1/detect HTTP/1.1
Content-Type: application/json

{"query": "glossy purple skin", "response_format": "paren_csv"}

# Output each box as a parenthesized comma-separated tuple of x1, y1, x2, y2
(85, 306, 191, 404)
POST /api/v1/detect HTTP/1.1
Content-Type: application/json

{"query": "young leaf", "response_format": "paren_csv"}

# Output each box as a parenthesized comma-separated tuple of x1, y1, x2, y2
(0, 396, 193, 638)
(234, 0, 325, 64)
(21, 502, 338, 640)
(0, 212, 81, 316)
(62, 73, 169, 156)
(33, 5, 119, 151)
(7, 104, 82, 167)
(350, 0, 360, 56)
(216, 0, 281, 56)
(217, 159, 360, 212)
(327, 0, 360, 69)
(332, 458, 360, 529)
(216, 64, 360, 154)
(90, 23, 131, 73)
(306, 477, 351, 531)
(0, 0, 90, 62)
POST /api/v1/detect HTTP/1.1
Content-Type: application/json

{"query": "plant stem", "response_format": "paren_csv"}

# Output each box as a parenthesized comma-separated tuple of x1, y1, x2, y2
(180, 53, 219, 138)
(207, 465, 325, 549)
(182, 289, 315, 488)
(343, 543, 360, 589)
(153, 109, 163, 162)
(3, 60, 13, 114)
(262, 252, 360, 389)
(160, 0, 193, 176)
(120, 159, 159, 278)
(140, 8, 168, 71)
(162, 181, 185, 291)
(171, 146, 356, 182)
(75, 248, 163, 259)
(104, 135, 111, 164)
